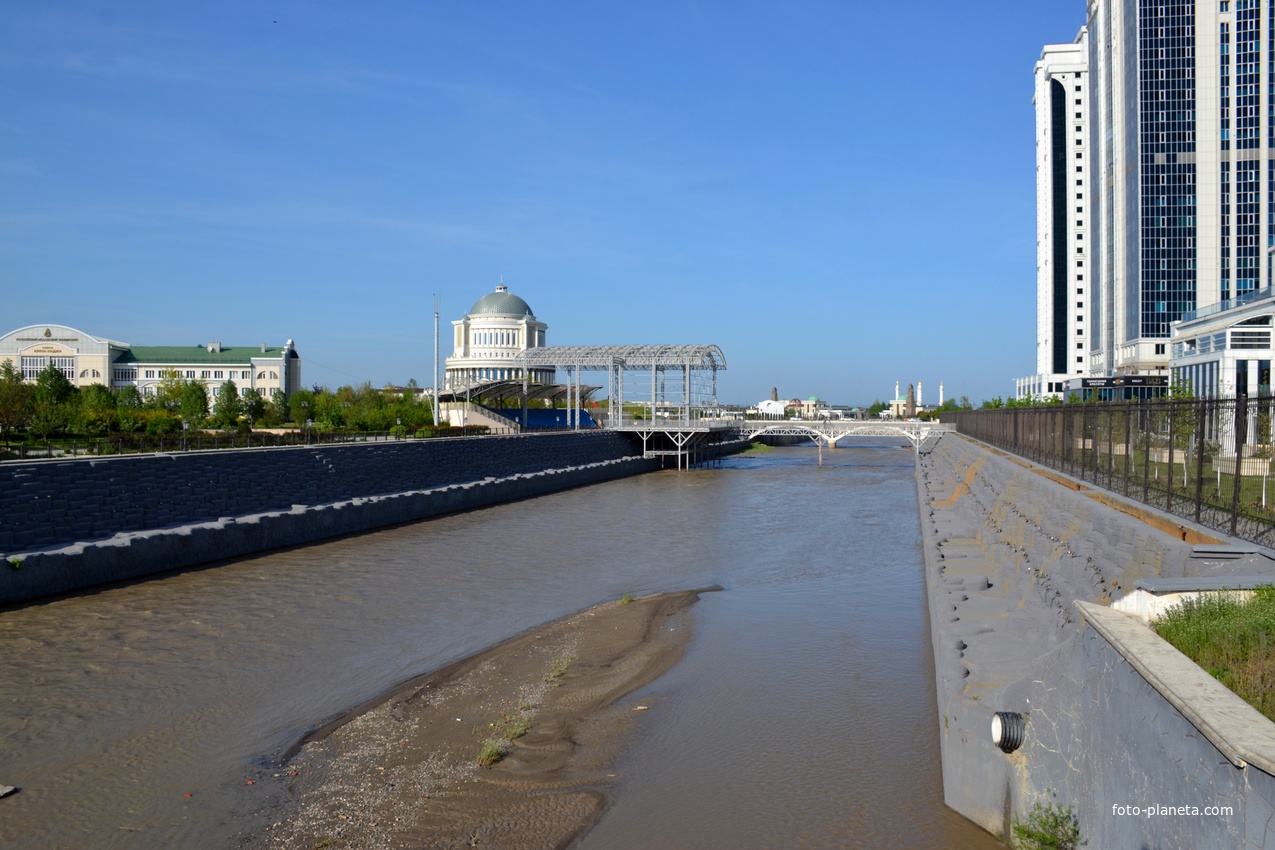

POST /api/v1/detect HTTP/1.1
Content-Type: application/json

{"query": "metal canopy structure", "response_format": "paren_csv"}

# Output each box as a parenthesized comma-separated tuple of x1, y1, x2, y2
(514, 344, 729, 465)
(437, 379, 601, 406)
(514, 344, 726, 427)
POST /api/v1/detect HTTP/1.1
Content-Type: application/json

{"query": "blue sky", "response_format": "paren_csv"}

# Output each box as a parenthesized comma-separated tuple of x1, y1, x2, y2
(2, 1, 1086, 406)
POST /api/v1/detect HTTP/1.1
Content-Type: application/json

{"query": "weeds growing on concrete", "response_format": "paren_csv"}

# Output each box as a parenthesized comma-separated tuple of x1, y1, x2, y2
(618, 592, 635, 605)
(1012, 801, 1082, 849)
(1153, 586, 1275, 722)
(7, 558, 21, 571)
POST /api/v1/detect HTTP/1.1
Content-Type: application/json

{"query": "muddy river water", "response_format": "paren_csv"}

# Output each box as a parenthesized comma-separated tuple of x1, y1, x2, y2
(0, 445, 1001, 848)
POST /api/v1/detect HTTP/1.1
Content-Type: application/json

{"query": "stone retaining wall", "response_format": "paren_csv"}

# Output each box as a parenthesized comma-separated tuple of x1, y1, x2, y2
(917, 435, 1209, 844)
(0, 432, 658, 604)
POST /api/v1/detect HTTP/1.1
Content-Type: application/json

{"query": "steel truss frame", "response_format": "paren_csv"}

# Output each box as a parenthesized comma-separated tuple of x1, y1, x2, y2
(514, 344, 727, 430)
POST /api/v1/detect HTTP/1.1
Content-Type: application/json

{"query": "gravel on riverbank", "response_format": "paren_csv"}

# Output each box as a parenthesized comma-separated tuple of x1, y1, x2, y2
(239, 588, 713, 850)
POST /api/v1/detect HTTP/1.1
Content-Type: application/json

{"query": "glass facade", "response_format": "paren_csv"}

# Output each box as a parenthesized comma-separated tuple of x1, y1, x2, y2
(1051, 79, 1071, 374)
(1138, 1, 1198, 339)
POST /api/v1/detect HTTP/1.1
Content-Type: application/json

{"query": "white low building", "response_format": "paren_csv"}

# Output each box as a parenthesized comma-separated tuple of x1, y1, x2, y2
(0, 324, 301, 400)
(756, 399, 786, 418)
(1171, 290, 1275, 399)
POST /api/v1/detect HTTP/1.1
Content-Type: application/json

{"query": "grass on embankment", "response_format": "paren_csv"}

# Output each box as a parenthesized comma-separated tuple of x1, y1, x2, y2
(740, 441, 775, 455)
(1153, 587, 1275, 722)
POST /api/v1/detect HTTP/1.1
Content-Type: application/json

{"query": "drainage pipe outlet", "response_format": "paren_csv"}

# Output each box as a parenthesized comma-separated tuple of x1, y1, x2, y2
(992, 712, 1026, 753)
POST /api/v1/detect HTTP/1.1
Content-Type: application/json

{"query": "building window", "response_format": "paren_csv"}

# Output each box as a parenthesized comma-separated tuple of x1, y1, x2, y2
(1155, 343, 1167, 355)
(214, 370, 223, 379)
(145, 370, 156, 379)
(201, 370, 211, 379)
(186, 370, 195, 379)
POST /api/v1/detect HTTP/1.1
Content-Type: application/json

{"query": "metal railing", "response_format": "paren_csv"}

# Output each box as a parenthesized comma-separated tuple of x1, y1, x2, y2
(0, 425, 495, 462)
(949, 397, 1275, 547)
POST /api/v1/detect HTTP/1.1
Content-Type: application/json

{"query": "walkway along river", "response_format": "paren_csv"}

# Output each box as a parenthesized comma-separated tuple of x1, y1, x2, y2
(0, 444, 1001, 848)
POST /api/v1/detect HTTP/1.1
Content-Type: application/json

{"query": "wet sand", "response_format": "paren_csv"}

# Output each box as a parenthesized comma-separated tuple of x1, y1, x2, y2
(241, 589, 713, 850)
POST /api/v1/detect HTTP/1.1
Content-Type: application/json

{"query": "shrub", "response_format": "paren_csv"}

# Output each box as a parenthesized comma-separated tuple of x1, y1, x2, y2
(1012, 801, 1082, 849)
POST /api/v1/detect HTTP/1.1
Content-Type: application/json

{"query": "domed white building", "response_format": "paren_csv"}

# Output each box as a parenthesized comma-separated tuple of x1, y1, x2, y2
(444, 284, 552, 389)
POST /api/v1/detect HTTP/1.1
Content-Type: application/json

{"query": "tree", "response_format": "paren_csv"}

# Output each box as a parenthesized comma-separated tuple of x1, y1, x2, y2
(75, 384, 118, 436)
(34, 363, 75, 406)
(241, 388, 265, 426)
(28, 400, 66, 443)
(0, 360, 30, 447)
(153, 370, 186, 411)
(289, 388, 315, 426)
(180, 381, 209, 426)
(115, 385, 144, 433)
(262, 390, 288, 427)
(212, 380, 243, 428)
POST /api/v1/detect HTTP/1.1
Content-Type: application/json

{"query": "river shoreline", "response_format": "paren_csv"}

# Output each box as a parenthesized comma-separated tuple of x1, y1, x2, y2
(239, 588, 713, 850)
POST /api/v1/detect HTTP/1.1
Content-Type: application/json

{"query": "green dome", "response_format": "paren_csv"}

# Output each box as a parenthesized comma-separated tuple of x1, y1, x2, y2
(470, 285, 534, 317)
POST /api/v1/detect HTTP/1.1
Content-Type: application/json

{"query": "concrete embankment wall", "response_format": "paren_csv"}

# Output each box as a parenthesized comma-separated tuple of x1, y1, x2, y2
(917, 435, 1275, 847)
(0, 432, 659, 605)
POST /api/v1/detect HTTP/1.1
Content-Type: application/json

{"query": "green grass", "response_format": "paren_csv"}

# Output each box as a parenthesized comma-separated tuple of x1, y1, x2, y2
(740, 441, 775, 455)
(8, 558, 22, 571)
(1012, 801, 1081, 850)
(617, 592, 635, 605)
(548, 657, 572, 685)
(477, 739, 507, 767)
(476, 699, 538, 766)
(1154, 587, 1275, 722)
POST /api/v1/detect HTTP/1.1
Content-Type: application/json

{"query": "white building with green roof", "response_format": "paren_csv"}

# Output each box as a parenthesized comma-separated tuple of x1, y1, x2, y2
(0, 324, 301, 400)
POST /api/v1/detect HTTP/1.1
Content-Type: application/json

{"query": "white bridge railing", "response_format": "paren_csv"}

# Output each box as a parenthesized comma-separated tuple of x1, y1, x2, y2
(732, 419, 951, 449)
(607, 415, 952, 451)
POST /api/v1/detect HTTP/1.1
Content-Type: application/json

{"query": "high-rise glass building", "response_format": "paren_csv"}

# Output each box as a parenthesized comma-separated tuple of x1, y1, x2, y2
(1083, 0, 1275, 380)
(1018, 31, 1091, 401)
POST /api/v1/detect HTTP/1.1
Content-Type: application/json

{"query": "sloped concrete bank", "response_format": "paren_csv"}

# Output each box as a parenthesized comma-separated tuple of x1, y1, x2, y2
(0, 433, 663, 605)
(918, 434, 1275, 847)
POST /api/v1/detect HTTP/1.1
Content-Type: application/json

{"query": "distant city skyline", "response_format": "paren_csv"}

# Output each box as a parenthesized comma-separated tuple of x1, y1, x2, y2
(2, 1, 1086, 406)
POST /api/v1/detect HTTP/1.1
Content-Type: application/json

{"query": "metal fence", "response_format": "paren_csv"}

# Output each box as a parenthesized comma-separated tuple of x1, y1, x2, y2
(949, 397, 1275, 547)
(0, 425, 495, 462)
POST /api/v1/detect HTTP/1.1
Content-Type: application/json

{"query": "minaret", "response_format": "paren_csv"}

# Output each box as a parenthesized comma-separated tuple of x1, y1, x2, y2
(939, 382, 945, 407)
(895, 380, 900, 400)
(918, 381, 923, 408)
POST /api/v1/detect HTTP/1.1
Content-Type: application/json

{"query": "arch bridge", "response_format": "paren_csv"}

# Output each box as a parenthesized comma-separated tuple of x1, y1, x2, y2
(735, 419, 950, 450)
(506, 343, 951, 464)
